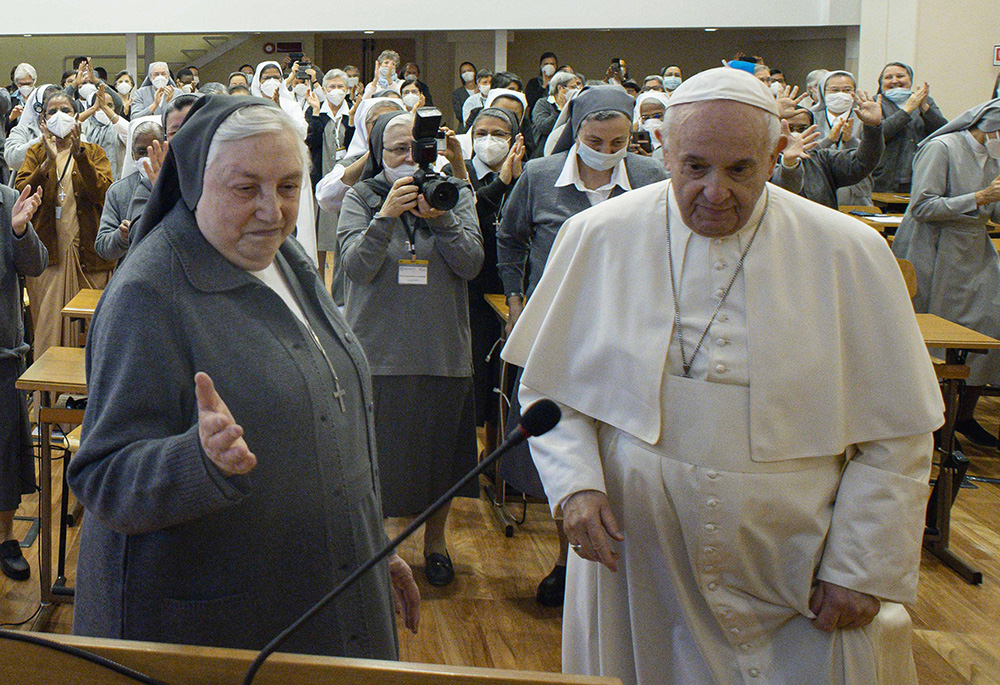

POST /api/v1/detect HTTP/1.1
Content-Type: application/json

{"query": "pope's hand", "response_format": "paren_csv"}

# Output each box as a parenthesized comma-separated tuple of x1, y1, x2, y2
(809, 580, 880, 631)
(563, 490, 625, 572)
(388, 553, 420, 634)
(195, 372, 257, 476)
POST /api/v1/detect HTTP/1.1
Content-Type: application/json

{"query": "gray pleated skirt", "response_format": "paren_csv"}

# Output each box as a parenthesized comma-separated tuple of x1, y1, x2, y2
(371, 374, 479, 517)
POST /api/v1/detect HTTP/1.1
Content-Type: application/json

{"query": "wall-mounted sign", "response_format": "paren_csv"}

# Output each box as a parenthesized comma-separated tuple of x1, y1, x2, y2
(994, 45, 1000, 66)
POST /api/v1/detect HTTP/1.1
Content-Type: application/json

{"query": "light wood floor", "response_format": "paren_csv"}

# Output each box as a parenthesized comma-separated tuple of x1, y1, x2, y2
(4, 402, 1000, 683)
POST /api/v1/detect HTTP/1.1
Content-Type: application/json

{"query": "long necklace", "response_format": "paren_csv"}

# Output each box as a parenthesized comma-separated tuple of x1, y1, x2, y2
(665, 188, 770, 378)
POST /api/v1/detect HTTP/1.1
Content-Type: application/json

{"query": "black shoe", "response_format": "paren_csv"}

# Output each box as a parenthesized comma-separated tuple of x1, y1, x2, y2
(954, 419, 999, 448)
(424, 552, 455, 587)
(536, 564, 566, 607)
(0, 539, 30, 581)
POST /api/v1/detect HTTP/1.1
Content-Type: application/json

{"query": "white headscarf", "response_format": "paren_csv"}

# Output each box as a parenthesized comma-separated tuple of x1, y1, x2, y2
(18, 83, 55, 130)
(120, 115, 163, 179)
(633, 91, 671, 126)
(344, 96, 406, 159)
(484, 88, 529, 120)
(250, 61, 308, 135)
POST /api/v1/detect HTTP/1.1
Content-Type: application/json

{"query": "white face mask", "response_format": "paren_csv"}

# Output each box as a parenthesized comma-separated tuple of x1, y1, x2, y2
(769, 81, 784, 97)
(260, 78, 280, 97)
(151, 75, 169, 90)
(347, 76, 359, 88)
(641, 118, 662, 134)
(541, 64, 556, 78)
(986, 131, 1000, 160)
(293, 83, 308, 98)
(47, 111, 76, 138)
(883, 88, 912, 106)
(473, 135, 510, 168)
(383, 160, 419, 183)
(94, 110, 112, 126)
(192, 76, 200, 86)
(326, 89, 346, 106)
(479, 84, 490, 96)
(379, 65, 392, 79)
(576, 141, 628, 172)
(78, 83, 98, 101)
(180, 83, 194, 94)
(402, 93, 421, 109)
(662, 75, 682, 91)
(116, 81, 132, 96)
(18, 84, 33, 99)
(825, 92, 854, 115)
(461, 71, 475, 83)
(136, 156, 151, 180)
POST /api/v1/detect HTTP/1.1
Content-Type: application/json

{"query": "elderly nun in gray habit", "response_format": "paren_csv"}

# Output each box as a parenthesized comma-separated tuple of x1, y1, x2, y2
(892, 98, 1000, 448)
(68, 95, 419, 655)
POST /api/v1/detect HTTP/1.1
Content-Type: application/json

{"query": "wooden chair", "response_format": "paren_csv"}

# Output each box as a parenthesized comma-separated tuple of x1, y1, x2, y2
(896, 258, 917, 299)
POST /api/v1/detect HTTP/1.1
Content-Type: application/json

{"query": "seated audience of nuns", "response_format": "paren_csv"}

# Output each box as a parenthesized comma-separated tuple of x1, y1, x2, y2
(20, 46, 1000, 683)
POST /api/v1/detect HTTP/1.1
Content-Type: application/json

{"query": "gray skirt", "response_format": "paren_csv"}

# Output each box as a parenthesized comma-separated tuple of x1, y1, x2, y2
(0, 357, 36, 511)
(371, 374, 479, 517)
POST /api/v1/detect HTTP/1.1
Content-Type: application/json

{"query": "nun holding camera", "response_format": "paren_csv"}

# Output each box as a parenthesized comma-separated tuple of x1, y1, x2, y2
(338, 109, 483, 588)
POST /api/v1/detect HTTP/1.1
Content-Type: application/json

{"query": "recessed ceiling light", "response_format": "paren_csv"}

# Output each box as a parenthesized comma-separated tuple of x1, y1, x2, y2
(705, 28, 718, 32)
(364, 30, 375, 34)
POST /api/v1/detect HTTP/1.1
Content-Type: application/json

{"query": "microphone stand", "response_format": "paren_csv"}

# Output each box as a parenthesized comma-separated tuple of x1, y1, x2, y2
(243, 424, 536, 684)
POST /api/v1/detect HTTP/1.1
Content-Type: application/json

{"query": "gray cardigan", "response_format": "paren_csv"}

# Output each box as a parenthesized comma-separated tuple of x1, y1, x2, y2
(68, 205, 397, 657)
(497, 151, 667, 297)
(872, 97, 948, 192)
(338, 178, 483, 377)
(771, 123, 885, 209)
(1, 185, 48, 360)
(95, 172, 149, 262)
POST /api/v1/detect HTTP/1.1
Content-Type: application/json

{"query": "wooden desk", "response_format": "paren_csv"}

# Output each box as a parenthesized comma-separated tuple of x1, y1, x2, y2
(0, 632, 621, 684)
(16, 346, 87, 628)
(916, 314, 1000, 584)
(871, 191, 911, 209)
(61, 288, 102, 348)
(839, 210, 905, 234)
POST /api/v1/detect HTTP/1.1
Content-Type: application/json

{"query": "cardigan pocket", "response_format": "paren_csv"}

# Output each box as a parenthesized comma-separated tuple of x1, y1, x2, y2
(157, 591, 259, 648)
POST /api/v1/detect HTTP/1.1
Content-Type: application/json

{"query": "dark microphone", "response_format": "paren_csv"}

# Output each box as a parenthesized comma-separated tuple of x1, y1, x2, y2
(243, 399, 561, 684)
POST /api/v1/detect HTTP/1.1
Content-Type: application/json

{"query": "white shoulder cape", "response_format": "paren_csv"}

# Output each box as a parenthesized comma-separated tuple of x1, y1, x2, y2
(502, 181, 944, 461)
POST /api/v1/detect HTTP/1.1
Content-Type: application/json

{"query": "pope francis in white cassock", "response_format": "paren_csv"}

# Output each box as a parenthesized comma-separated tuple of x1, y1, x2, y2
(501, 67, 945, 684)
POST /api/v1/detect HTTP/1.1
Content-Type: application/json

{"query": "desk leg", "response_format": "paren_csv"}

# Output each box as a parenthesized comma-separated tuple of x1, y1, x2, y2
(33, 391, 55, 628)
(924, 352, 983, 584)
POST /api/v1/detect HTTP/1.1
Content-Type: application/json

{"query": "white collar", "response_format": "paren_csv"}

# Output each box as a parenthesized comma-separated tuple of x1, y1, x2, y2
(555, 142, 631, 195)
(320, 97, 350, 119)
(471, 154, 498, 180)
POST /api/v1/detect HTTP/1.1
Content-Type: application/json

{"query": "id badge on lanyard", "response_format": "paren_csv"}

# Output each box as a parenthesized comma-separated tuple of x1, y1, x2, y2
(398, 237, 428, 285)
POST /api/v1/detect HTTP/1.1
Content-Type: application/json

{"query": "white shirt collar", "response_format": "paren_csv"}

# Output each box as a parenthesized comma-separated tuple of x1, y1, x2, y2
(555, 142, 632, 197)
(471, 154, 497, 181)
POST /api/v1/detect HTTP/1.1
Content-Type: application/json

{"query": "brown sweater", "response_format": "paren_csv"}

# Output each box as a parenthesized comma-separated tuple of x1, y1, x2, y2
(15, 141, 114, 272)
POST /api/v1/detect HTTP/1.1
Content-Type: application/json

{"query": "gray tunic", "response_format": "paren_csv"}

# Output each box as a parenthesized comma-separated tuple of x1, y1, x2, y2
(95, 172, 148, 262)
(338, 178, 484, 377)
(497, 151, 667, 297)
(892, 130, 1000, 385)
(68, 204, 397, 658)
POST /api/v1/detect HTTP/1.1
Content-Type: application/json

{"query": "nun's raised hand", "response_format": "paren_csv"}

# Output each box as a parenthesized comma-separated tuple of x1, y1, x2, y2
(39, 119, 59, 163)
(499, 134, 525, 185)
(776, 84, 808, 119)
(10, 185, 43, 236)
(144, 139, 169, 185)
(305, 87, 322, 116)
(68, 122, 83, 156)
(379, 176, 419, 218)
(195, 372, 257, 477)
(854, 91, 883, 127)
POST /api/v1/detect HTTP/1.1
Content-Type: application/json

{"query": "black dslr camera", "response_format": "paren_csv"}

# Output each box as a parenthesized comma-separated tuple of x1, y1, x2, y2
(410, 107, 460, 211)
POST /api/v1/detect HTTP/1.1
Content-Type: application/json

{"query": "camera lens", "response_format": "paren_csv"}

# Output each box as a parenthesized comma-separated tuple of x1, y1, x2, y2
(422, 178, 459, 211)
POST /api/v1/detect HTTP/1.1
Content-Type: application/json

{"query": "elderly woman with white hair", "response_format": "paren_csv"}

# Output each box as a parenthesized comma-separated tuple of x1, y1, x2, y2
(531, 70, 581, 154)
(130, 62, 179, 117)
(68, 97, 419, 655)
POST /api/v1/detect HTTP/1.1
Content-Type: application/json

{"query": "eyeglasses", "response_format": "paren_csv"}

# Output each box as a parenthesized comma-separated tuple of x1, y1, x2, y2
(383, 145, 411, 156)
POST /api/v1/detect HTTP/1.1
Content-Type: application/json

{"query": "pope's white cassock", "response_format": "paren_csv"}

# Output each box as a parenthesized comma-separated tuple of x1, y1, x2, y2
(502, 174, 945, 683)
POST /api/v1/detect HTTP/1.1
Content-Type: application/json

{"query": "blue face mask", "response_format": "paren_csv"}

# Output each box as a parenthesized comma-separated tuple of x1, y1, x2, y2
(663, 76, 682, 91)
(883, 88, 912, 106)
